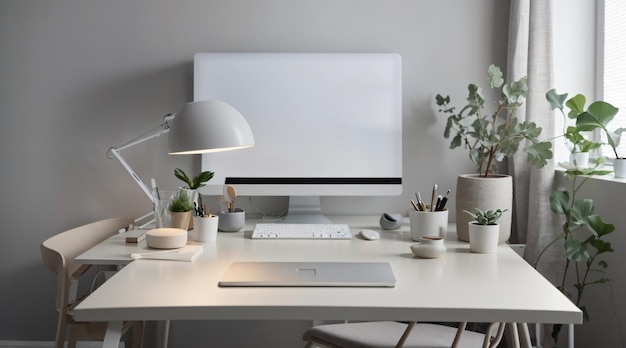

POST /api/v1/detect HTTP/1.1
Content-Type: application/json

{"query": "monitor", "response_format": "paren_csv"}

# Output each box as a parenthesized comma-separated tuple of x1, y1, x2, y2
(194, 53, 402, 223)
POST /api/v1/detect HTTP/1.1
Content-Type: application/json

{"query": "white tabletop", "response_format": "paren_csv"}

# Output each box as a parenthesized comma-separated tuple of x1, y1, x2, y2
(74, 216, 581, 325)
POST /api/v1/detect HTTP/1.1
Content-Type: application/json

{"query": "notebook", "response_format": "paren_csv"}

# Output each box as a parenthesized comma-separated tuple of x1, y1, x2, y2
(218, 261, 396, 287)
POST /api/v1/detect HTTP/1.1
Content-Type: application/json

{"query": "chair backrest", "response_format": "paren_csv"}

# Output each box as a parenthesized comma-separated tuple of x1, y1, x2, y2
(41, 217, 134, 309)
(40, 217, 134, 348)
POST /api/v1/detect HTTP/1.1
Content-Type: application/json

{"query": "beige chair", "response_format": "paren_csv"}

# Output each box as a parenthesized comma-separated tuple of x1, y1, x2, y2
(41, 217, 144, 348)
(303, 321, 506, 348)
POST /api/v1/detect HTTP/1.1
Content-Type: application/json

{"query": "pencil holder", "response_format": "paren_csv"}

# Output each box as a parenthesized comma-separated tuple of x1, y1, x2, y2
(409, 209, 448, 241)
(193, 215, 219, 243)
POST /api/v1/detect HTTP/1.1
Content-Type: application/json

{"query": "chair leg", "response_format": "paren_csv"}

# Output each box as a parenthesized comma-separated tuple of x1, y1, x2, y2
(451, 322, 468, 348)
(394, 321, 417, 348)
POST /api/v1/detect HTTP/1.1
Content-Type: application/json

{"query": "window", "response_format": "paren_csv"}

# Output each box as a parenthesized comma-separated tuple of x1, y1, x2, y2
(598, 0, 626, 159)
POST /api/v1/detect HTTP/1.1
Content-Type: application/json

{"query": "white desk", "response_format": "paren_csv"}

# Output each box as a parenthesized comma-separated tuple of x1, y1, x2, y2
(74, 216, 581, 347)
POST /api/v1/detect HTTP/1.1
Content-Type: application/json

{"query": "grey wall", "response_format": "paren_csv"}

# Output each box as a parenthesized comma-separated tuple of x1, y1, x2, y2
(0, 0, 509, 346)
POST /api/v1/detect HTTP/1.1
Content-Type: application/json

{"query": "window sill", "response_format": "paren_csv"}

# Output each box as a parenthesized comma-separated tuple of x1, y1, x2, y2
(555, 167, 626, 184)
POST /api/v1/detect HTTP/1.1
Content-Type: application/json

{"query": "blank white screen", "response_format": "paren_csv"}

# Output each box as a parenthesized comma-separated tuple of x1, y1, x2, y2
(195, 53, 402, 196)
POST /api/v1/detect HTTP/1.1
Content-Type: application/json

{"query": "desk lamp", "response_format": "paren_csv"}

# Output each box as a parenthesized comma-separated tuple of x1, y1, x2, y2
(106, 100, 255, 217)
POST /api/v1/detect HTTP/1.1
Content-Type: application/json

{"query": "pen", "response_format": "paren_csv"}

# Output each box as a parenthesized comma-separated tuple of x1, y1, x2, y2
(417, 192, 427, 212)
(430, 184, 437, 212)
(438, 189, 451, 211)
(435, 195, 442, 211)
(410, 199, 420, 211)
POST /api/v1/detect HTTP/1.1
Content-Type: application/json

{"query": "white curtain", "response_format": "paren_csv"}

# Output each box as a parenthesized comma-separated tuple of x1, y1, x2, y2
(507, 0, 561, 277)
(507, 1, 566, 346)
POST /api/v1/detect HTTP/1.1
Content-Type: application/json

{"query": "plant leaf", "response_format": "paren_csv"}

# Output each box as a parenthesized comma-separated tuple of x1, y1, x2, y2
(590, 238, 613, 254)
(174, 168, 192, 188)
(576, 101, 619, 131)
(566, 94, 586, 119)
(546, 89, 567, 111)
(488, 64, 504, 88)
(565, 237, 590, 262)
(524, 141, 553, 168)
(550, 190, 570, 214)
(586, 214, 615, 237)
(570, 198, 594, 227)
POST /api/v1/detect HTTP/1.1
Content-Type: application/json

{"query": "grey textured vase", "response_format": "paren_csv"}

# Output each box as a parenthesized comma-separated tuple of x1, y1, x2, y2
(455, 174, 512, 244)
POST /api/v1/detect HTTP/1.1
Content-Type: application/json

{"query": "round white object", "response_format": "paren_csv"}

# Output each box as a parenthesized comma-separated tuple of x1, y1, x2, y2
(146, 228, 187, 249)
(410, 236, 446, 259)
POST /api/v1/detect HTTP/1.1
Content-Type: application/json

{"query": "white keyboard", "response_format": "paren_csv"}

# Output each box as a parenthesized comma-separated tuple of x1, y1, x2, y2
(252, 223, 353, 239)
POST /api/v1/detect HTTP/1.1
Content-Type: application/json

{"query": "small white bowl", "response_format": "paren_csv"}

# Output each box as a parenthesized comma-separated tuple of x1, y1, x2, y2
(410, 236, 446, 259)
(146, 228, 187, 249)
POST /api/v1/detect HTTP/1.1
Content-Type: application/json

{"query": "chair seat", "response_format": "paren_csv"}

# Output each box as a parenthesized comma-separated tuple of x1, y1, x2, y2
(303, 321, 487, 348)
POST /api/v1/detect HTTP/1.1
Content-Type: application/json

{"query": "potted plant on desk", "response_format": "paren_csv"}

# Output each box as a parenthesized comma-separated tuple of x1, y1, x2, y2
(539, 89, 617, 344)
(174, 168, 215, 229)
(169, 192, 193, 230)
(435, 64, 553, 243)
(464, 208, 507, 254)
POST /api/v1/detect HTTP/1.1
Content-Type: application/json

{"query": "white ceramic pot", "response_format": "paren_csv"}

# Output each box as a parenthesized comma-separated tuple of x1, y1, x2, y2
(569, 152, 590, 168)
(614, 158, 626, 178)
(408, 209, 448, 241)
(410, 236, 446, 259)
(455, 174, 512, 244)
(468, 222, 500, 254)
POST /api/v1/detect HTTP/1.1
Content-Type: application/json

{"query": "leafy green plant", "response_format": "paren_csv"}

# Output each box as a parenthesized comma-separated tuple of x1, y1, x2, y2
(436, 65, 553, 177)
(538, 90, 617, 344)
(463, 208, 507, 225)
(174, 168, 214, 189)
(547, 89, 623, 158)
(169, 193, 192, 212)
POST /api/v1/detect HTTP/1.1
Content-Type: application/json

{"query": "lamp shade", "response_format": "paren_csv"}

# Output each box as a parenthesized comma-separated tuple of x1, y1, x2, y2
(168, 100, 255, 154)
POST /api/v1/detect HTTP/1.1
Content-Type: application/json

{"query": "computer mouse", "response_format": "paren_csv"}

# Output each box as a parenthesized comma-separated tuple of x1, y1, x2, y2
(359, 229, 380, 241)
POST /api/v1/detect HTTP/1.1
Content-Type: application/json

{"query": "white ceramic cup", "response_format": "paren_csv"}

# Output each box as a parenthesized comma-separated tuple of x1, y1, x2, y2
(409, 209, 448, 241)
(193, 215, 219, 243)
(468, 222, 500, 253)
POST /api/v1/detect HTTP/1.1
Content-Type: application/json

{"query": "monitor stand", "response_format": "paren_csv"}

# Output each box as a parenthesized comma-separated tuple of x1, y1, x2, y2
(281, 196, 332, 224)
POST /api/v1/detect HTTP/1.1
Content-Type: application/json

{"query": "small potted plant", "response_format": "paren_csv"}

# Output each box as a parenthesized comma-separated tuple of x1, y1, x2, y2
(174, 168, 215, 229)
(549, 90, 625, 177)
(169, 193, 193, 230)
(463, 208, 507, 254)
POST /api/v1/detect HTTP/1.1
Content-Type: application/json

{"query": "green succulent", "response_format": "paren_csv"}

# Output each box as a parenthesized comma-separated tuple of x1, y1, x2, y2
(463, 208, 507, 225)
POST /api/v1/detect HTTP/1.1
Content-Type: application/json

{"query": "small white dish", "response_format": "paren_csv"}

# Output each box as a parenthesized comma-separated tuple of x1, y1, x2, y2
(410, 236, 446, 259)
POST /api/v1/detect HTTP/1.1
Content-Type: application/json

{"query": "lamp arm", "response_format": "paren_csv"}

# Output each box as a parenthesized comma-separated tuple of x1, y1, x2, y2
(106, 114, 176, 205)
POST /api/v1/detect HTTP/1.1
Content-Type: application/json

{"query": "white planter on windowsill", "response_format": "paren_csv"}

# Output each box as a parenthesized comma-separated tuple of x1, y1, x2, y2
(569, 152, 590, 168)
(614, 158, 626, 178)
